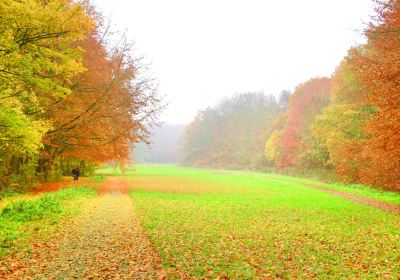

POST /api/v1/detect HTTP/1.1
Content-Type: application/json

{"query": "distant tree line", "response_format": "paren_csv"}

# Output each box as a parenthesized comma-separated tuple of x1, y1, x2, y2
(133, 125, 184, 163)
(182, 0, 400, 191)
(181, 92, 283, 169)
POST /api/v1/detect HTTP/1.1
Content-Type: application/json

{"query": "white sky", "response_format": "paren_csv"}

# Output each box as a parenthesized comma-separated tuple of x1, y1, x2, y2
(94, 0, 375, 125)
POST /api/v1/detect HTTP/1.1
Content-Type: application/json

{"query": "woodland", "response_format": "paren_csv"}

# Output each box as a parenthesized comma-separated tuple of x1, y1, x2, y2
(0, 0, 162, 193)
(182, 0, 400, 191)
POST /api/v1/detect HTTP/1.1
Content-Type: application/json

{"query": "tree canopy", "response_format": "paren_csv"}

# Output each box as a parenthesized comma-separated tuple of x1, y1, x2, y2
(0, 1, 162, 188)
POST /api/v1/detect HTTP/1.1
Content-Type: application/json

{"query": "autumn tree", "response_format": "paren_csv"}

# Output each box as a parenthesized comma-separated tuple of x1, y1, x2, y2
(0, 2, 162, 187)
(0, 0, 94, 186)
(312, 52, 374, 182)
(40, 28, 162, 178)
(264, 91, 291, 166)
(264, 112, 287, 167)
(352, 0, 400, 190)
(266, 77, 331, 169)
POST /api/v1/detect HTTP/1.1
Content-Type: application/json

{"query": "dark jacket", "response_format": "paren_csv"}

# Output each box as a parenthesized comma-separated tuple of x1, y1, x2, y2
(72, 168, 80, 177)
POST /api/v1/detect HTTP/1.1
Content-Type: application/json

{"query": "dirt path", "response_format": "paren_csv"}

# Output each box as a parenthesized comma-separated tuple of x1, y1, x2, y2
(303, 183, 400, 216)
(4, 177, 165, 279)
(255, 174, 400, 216)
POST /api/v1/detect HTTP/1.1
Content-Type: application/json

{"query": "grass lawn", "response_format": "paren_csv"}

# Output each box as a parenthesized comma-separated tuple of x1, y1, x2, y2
(97, 165, 400, 279)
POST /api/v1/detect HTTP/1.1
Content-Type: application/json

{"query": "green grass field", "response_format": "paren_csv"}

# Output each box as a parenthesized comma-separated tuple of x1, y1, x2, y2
(96, 165, 400, 279)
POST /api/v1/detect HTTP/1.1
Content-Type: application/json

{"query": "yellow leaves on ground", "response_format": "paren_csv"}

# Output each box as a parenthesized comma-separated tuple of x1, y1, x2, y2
(3, 194, 165, 279)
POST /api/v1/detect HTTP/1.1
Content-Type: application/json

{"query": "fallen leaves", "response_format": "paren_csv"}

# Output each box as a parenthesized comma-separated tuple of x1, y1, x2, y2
(2, 181, 165, 279)
(129, 166, 400, 279)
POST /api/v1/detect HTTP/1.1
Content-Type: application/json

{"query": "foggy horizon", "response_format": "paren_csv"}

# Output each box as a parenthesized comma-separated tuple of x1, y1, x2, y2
(94, 0, 375, 125)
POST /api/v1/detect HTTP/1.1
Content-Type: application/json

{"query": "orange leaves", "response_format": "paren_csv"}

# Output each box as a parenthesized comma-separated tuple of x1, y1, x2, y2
(43, 30, 160, 165)
(351, 0, 400, 190)
(309, 0, 400, 190)
(268, 77, 332, 168)
(266, 0, 400, 191)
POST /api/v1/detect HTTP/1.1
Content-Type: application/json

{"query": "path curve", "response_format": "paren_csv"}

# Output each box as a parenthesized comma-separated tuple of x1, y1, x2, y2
(303, 183, 400, 216)
(238, 173, 400, 216)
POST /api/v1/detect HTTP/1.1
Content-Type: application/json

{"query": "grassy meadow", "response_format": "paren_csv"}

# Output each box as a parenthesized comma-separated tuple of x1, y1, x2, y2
(95, 165, 400, 279)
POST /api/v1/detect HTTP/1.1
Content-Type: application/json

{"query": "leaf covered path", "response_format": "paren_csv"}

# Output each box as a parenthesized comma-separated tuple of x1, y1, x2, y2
(4, 178, 165, 279)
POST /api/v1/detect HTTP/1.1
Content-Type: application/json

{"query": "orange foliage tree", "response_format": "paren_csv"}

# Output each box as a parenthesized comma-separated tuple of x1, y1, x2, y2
(39, 29, 162, 177)
(312, 52, 374, 182)
(352, 0, 400, 189)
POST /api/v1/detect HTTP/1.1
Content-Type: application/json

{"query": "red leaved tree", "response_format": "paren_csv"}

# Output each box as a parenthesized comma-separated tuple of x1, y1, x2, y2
(279, 77, 332, 168)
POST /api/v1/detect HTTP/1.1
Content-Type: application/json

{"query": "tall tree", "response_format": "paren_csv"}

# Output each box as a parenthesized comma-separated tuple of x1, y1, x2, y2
(352, 0, 400, 189)
(313, 52, 374, 182)
(40, 29, 162, 177)
(0, 0, 94, 185)
(268, 77, 332, 169)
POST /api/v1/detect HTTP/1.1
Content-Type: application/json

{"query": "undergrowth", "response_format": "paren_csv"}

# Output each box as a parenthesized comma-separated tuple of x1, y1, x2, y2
(0, 186, 96, 256)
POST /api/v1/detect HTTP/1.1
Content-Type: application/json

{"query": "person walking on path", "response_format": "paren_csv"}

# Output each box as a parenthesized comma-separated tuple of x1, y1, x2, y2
(72, 167, 80, 184)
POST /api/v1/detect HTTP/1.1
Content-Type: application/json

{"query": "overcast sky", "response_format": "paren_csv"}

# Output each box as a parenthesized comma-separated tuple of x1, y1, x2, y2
(94, 0, 375, 125)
